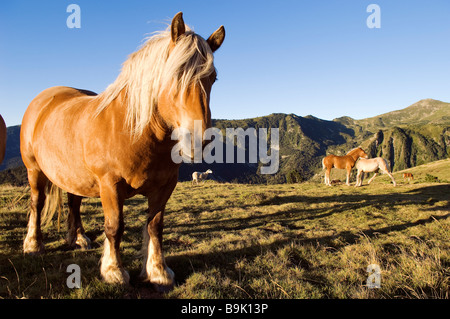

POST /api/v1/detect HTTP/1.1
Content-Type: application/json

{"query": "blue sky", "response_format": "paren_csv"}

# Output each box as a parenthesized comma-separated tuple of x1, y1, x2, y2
(1, 0, 449, 126)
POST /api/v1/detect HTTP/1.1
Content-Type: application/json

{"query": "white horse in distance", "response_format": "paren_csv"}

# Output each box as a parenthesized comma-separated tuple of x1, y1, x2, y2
(355, 157, 396, 187)
(192, 169, 213, 185)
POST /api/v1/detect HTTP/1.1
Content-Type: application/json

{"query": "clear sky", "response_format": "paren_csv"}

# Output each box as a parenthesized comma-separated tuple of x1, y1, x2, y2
(1, 0, 449, 126)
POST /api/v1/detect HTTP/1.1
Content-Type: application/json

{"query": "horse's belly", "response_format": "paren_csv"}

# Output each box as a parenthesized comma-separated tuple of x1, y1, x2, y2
(33, 129, 101, 197)
(364, 162, 379, 172)
(35, 148, 100, 197)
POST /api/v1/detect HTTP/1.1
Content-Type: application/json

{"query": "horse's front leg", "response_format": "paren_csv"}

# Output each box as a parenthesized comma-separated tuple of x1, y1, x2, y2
(141, 206, 174, 291)
(99, 180, 129, 285)
(346, 168, 352, 186)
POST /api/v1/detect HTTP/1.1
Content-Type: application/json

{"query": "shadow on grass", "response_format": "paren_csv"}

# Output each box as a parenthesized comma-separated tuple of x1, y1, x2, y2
(164, 184, 450, 287)
(1, 184, 448, 298)
(167, 212, 449, 288)
(166, 184, 449, 235)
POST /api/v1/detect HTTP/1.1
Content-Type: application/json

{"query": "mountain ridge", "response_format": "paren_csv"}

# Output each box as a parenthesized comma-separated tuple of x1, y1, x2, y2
(334, 99, 450, 131)
(1, 98, 449, 184)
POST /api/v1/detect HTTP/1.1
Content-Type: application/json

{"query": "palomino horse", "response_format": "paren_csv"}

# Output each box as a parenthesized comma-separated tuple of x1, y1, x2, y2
(322, 147, 368, 186)
(20, 12, 225, 289)
(0, 115, 6, 164)
(355, 157, 397, 187)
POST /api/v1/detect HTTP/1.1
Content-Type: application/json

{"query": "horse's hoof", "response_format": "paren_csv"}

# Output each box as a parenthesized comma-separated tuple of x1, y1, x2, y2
(23, 238, 45, 255)
(101, 267, 130, 285)
(152, 282, 174, 293)
(67, 231, 92, 250)
(75, 234, 92, 250)
(145, 266, 175, 292)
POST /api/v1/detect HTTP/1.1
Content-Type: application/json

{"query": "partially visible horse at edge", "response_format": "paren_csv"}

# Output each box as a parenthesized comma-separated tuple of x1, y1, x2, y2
(322, 147, 368, 186)
(192, 169, 213, 185)
(0, 115, 6, 165)
(20, 12, 225, 290)
(355, 157, 397, 187)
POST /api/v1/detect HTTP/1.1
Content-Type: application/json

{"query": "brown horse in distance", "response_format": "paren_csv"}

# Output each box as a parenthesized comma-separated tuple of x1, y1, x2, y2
(0, 115, 6, 165)
(322, 147, 368, 186)
(403, 172, 414, 181)
(20, 12, 225, 290)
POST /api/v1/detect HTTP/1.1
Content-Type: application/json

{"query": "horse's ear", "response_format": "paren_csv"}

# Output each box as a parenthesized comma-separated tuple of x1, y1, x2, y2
(171, 12, 186, 43)
(207, 25, 225, 52)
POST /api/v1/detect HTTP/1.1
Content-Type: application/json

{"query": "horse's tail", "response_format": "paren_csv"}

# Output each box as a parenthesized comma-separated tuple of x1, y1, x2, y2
(382, 158, 391, 172)
(41, 181, 64, 230)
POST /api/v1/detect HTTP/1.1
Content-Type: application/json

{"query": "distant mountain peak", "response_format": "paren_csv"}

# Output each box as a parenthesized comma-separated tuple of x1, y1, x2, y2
(354, 99, 450, 129)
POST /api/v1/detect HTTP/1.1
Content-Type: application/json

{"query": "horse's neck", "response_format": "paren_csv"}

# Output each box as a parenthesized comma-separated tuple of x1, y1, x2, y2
(347, 149, 363, 162)
(348, 153, 359, 162)
(99, 89, 173, 149)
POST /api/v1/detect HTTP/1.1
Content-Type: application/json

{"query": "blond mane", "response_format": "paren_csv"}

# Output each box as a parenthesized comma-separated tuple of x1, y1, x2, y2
(95, 26, 216, 137)
(347, 147, 362, 155)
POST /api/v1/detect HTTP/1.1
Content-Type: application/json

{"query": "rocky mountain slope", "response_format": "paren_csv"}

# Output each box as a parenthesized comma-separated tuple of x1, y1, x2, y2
(1, 99, 449, 184)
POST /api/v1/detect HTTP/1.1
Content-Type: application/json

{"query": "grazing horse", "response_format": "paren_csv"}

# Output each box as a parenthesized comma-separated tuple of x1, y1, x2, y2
(403, 172, 414, 181)
(192, 169, 212, 185)
(322, 147, 368, 186)
(20, 12, 225, 289)
(0, 115, 6, 164)
(355, 157, 397, 187)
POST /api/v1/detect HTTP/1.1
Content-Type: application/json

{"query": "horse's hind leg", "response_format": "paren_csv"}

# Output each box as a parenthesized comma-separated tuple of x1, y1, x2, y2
(325, 168, 332, 186)
(385, 171, 396, 186)
(66, 193, 91, 249)
(23, 169, 48, 254)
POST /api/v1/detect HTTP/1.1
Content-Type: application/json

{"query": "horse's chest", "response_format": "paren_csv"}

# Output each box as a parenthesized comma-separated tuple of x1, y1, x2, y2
(124, 160, 179, 192)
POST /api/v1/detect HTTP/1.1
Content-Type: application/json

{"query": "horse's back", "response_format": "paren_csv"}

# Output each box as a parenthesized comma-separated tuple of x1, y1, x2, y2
(323, 154, 353, 169)
(21, 86, 100, 195)
(322, 154, 334, 168)
(356, 157, 382, 172)
(22, 86, 97, 136)
(22, 87, 95, 157)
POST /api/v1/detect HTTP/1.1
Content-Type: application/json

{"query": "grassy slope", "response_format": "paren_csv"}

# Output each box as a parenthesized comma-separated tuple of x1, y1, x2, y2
(394, 158, 450, 182)
(0, 160, 449, 299)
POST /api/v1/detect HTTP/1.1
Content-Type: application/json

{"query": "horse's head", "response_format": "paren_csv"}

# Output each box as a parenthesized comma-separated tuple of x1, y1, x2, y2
(159, 12, 225, 160)
(348, 147, 368, 161)
(356, 147, 369, 159)
(95, 12, 224, 152)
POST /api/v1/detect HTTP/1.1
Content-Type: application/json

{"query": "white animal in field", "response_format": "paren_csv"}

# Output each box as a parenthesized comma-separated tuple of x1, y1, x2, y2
(192, 169, 213, 185)
(355, 157, 396, 187)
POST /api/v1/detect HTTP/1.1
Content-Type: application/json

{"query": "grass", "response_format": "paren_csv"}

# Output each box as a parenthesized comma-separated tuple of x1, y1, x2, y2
(0, 161, 449, 299)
